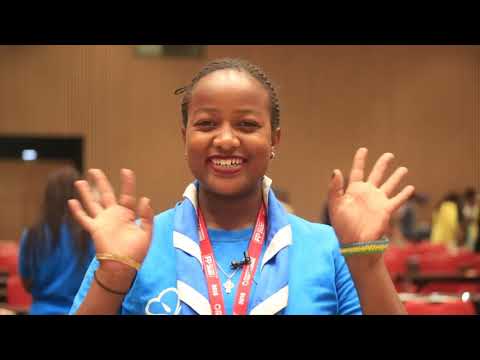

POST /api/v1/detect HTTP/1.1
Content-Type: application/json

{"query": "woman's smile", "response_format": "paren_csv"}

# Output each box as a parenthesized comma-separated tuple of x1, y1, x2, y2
(207, 156, 247, 177)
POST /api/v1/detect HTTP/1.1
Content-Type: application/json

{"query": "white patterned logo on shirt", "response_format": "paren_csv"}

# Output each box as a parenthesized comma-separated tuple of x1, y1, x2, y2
(145, 288, 181, 315)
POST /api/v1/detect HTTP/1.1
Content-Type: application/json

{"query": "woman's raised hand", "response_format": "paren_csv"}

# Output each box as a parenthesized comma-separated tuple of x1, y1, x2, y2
(68, 169, 153, 268)
(328, 148, 415, 245)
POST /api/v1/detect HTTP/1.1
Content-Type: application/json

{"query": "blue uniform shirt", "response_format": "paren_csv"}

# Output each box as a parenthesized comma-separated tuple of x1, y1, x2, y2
(70, 209, 361, 315)
(208, 227, 267, 315)
(19, 223, 95, 315)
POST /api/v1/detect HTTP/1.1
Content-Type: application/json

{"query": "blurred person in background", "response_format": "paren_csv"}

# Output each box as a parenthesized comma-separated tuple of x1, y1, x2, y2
(430, 192, 465, 250)
(463, 187, 479, 251)
(397, 192, 430, 243)
(18, 166, 94, 314)
(272, 187, 294, 214)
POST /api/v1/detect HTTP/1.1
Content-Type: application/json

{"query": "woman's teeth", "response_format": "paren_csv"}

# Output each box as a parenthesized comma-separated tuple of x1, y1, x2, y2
(211, 158, 244, 168)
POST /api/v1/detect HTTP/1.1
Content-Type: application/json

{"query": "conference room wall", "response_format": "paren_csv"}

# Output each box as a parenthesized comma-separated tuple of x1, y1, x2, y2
(0, 45, 478, 233)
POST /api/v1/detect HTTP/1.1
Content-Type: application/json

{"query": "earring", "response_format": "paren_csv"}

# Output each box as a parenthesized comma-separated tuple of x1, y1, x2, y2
(270, 151, 276, 160)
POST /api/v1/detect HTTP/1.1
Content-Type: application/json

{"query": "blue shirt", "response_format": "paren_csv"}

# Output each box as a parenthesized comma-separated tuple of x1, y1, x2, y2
(19, 223, 95, 315)
(208, 227, 266, 315)
(70, 209, 361, 315)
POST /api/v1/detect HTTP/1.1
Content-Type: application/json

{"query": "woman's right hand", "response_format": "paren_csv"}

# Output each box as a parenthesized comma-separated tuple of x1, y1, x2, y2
(68, 168, 153, 273)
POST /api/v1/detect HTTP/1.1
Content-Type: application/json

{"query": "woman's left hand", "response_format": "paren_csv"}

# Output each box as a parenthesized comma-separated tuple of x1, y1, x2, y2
(328, 148, 415, 246)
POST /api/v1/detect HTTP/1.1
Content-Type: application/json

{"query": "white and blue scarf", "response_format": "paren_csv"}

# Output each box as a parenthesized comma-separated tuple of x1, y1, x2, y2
(173, 176, 292, 315)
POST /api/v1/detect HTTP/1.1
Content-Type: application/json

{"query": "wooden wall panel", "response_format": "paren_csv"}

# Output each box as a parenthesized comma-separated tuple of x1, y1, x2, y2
(0, 45, 478, 236)
(0, 160, 74, 240)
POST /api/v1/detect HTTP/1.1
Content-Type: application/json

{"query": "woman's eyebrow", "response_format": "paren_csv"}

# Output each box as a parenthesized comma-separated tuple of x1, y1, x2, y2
(192, 107, 220, 116)
(232, 109, 260, 115)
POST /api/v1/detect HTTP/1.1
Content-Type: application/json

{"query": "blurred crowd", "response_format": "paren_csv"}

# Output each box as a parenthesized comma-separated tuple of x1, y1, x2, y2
(392, 187, 479, 252)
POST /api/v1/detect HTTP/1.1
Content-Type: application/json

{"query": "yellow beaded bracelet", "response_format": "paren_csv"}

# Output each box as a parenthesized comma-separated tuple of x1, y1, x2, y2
(96, 253, 141, 271)
(340, 237, 390, 257)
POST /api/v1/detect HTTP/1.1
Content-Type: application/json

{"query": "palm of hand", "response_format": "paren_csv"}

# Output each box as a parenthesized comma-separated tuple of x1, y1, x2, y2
(68, 169, 154, 264)
(90, 205, 151, 259)
(328, 148, 414, 245)
(331, 181, 390, 243)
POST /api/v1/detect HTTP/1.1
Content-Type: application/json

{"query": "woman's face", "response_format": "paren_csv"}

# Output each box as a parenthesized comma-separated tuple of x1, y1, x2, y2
(182, 69, 280, 198)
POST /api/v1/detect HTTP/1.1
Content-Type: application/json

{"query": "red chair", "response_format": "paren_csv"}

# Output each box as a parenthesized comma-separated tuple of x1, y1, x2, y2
(384, 246, 421, 292)
(400, 242, 446, 256)
(399, 243, 420, 256)
(414, 242, 448, 255)
(405, 300, 476, 315)
(384, 246, 410, 277)
(457, 253, 480, 272)
(416, 253, 459, 274)
(413, 252, 473, 294)
(384, 242, 448, 277)
(0, 243, 19, 275)
(7, 275, 32, 308)
(445, 250, 479, 273)
(419, 283, 480, 295)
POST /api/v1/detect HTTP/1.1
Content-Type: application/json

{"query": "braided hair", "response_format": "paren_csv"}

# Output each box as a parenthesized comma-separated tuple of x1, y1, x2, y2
(175, 58, 280, 130)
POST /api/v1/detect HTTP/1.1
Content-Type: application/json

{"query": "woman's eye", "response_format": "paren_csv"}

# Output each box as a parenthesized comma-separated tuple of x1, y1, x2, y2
(238, 121, 260, 128)
(195, 120, 216, 128)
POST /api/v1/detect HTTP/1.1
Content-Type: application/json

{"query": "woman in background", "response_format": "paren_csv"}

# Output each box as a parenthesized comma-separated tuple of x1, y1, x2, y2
(431, 192, 465, 250)
(18, 166, 94, 314)
(463, 188, 479, 251)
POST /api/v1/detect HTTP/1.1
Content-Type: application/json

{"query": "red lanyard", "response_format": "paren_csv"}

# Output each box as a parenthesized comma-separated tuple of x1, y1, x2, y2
(197, 202, 267, 315)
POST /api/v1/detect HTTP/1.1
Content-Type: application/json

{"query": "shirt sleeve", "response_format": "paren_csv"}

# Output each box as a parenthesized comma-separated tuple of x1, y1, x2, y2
(334, 249, 363, 315)
(69, 257, 99, 314)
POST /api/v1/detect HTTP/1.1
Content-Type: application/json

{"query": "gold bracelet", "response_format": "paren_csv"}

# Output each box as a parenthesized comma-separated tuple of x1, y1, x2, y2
(96, 253, 141, 271)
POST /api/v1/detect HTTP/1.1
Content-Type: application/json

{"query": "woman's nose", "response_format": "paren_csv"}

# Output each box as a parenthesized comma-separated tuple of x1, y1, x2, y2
(212, 126, 240, 151)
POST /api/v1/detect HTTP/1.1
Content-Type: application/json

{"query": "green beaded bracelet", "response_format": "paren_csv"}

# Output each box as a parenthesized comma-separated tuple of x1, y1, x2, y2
(340, 236, 390, 257)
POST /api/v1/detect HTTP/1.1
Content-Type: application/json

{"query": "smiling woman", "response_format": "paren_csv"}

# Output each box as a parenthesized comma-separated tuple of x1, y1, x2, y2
(68, 58, 414, 315)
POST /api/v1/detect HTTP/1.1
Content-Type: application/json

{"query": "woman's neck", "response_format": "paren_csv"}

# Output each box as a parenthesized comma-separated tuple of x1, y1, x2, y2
(198, 183, 263, 231)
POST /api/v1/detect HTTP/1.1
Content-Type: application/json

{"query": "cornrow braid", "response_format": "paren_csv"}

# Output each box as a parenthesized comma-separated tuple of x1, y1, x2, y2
(174, 58, 280, 130)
